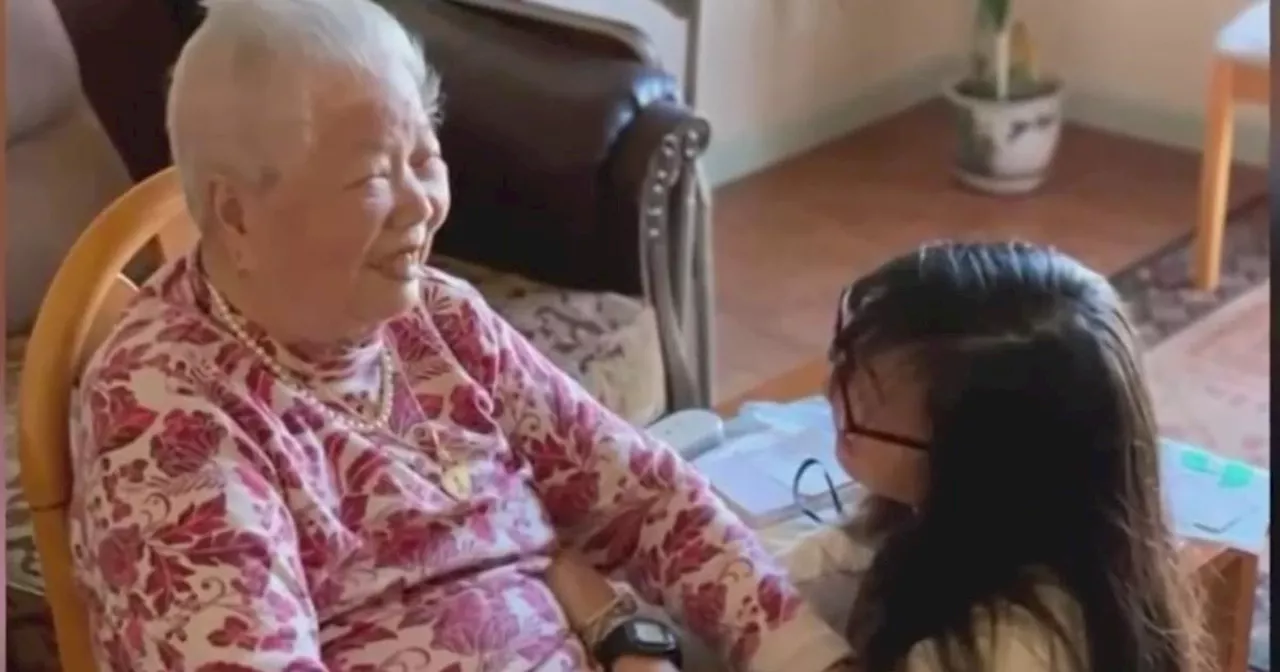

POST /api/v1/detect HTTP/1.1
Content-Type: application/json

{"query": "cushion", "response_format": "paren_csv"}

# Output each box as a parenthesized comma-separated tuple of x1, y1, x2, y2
(7, 106, 132, 334)
(5, 0, 81, 144)
(1217, 1, 1270, 64)
(433, 256, 667, 427)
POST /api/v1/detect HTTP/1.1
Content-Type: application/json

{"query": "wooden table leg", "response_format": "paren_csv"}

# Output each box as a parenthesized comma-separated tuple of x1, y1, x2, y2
(1195, 547, 1260, 672)
(1192, 57, 1236, 292)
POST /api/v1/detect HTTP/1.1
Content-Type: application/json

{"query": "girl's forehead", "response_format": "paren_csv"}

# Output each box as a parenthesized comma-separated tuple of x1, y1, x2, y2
(847, 348, 917, 381)
(839, 350, 924, 400)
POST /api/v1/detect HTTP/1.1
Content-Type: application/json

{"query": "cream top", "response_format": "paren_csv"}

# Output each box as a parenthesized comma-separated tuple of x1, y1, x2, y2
(781, 526, 1086, 672)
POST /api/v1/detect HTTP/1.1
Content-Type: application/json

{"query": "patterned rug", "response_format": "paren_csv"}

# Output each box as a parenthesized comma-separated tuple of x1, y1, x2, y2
(1109, 195, 1271, 671)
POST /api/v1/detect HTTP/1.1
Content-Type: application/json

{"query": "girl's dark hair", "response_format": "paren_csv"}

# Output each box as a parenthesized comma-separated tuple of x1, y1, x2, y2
(832, 241, 1207, 672)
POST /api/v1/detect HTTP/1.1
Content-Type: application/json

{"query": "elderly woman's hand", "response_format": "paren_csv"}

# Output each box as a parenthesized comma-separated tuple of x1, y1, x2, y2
(547, 551, 686, 670)
(546, 549, 620, 631)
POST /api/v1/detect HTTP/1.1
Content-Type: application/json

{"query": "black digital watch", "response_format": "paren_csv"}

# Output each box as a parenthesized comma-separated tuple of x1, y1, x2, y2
(592, 616, 683, 671)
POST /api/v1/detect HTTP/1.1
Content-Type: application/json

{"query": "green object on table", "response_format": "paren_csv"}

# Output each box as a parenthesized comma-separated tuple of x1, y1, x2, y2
(1220, 462, 1254, 489)
(1172, 441, 1255, 488)
(1179, 449, 1217, 473)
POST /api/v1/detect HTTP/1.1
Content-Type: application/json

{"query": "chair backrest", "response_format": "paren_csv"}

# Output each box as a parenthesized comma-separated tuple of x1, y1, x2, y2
(17, 167, 197, 672)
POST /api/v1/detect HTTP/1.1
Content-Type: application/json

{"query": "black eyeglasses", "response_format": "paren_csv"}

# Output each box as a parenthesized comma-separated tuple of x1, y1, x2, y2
(832, 382, 930, 451)
(792, 457, 845, 524)
(830, 285, 930, 452)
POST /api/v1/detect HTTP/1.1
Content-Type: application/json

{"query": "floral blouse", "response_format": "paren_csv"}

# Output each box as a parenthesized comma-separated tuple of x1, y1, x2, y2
(69, 254, 852, 672)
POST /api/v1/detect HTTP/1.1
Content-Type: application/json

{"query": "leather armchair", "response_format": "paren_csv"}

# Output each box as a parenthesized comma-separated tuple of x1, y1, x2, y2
(385, 0, 716, 413)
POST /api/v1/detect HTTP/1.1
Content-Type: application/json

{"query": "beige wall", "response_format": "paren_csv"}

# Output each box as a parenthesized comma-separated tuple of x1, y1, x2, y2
(532, 0, 966, 185)
(1029, 0, 1268, 164)
(695, 0, 965, 146)
(1034, 0, 1248, 111)
(530, 0, 690, 86)
(532, 0, 1269, 186)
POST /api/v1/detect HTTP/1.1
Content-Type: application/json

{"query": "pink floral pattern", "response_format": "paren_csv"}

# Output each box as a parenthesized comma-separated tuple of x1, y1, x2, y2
(69, 254, 827, 671)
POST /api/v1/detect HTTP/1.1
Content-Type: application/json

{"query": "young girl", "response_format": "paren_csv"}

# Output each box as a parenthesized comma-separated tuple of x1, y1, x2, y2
(786, 240, 1208, 671)
(548, 240, 1207, 672)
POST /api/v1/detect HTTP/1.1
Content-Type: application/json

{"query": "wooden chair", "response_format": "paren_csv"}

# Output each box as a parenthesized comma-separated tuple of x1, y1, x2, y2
(1193, 0, 1270, 291)
(17, 167, 197, 671)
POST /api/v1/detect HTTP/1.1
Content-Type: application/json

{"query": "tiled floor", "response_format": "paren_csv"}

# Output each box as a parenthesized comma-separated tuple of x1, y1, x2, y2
(709, 101, 1268, 403)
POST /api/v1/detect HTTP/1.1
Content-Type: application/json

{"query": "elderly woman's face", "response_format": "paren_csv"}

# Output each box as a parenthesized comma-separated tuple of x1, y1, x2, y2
(225, 70, 449, 342)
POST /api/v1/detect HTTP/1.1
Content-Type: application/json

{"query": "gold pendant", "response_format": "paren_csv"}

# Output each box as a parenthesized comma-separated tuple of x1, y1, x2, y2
(441, 465, 471, 499)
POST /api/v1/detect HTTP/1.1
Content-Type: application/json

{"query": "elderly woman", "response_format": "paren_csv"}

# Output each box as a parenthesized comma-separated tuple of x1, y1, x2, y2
(68, 0, 854, 670)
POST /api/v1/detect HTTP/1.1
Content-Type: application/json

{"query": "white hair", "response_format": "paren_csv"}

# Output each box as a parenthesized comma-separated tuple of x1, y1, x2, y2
(167, 0, 440, 226)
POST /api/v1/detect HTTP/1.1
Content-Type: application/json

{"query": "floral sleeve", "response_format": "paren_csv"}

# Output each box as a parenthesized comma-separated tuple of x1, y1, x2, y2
(427, 275, 853, 672)
(70, 352, 325, 672)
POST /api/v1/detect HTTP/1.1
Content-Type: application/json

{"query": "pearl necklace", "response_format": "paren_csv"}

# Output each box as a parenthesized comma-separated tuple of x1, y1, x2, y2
(205, 281, 394, 434)
(202, 277, 474, 499)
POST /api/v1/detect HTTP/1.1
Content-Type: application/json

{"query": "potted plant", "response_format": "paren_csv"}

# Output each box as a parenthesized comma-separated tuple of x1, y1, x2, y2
(945, 0, 1063, 195)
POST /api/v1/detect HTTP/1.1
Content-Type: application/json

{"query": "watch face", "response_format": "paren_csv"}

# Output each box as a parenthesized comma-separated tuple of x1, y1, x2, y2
(631, 621, 670, 645)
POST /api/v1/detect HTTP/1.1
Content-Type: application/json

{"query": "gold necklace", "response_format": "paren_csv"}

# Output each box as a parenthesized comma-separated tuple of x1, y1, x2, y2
(204, 280, 472, 498)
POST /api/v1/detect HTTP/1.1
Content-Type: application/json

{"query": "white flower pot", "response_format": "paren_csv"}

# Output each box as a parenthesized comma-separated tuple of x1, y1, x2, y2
(944, 81, 1064, 195)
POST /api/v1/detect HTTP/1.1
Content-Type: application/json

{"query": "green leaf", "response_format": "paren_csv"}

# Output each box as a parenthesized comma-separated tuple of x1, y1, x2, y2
(978, 0, 1011, 30)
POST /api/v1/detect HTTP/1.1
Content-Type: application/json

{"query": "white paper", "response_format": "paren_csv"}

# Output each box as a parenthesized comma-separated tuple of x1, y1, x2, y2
(694, 399, 852, 523)
(747, 427, 851, 496)
(693, 433, 797, 518)
(1160, 439, 1270, 553)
